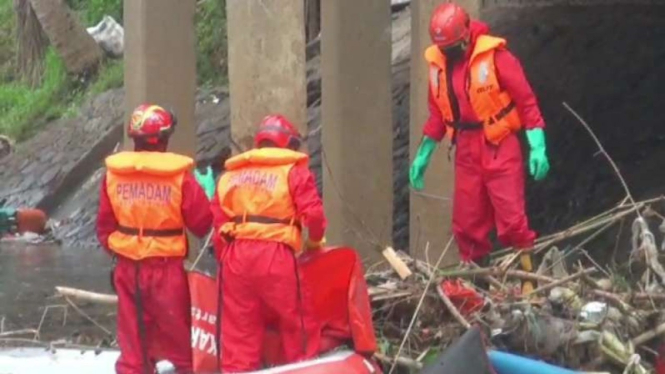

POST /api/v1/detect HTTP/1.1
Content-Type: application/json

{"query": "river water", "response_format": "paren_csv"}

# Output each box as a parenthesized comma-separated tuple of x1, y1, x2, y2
(0, 242, 115, 345)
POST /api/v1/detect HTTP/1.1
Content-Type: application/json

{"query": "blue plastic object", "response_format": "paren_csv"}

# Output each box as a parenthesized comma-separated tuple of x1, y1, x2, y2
(488, 350, 580, 374)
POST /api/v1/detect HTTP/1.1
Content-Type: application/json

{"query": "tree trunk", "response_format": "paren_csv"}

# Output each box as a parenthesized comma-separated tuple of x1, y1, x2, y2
(14, 0, 48, 86)
(305, 0, 320, 42)
(28, 0, 104, 75)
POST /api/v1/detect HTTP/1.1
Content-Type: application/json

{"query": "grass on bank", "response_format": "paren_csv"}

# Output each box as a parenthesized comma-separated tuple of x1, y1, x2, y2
(0, 0, 227, 142)
(0, 49, 124, 141)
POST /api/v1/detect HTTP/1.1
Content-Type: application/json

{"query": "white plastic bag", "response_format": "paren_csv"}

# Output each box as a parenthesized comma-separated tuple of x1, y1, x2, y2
(86, 15, 124, 58)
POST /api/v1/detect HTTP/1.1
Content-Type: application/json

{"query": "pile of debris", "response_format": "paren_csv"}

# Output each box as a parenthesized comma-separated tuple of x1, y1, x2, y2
(368, 196, 665, 374)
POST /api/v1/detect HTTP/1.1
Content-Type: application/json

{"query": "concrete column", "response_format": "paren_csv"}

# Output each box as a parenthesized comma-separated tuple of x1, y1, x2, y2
(321, 0, 393, 260)
(226, 0, 307, 151)
(409, 0, 481, 265)
(123, 0, 196, 156)
(123, 0, 197, 256)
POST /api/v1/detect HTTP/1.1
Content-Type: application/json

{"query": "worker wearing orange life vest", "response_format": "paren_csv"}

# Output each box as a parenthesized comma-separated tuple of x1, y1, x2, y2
(211, 114, 326, 372)
(96, 104, 212, 374)
(409, 2, 550, 288)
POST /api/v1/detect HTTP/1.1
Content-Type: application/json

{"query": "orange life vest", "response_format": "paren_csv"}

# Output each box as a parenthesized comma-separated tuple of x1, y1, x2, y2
(216, 148, 307, 252)
(105, 151, 193, 260)
(425, 35, 522, 145)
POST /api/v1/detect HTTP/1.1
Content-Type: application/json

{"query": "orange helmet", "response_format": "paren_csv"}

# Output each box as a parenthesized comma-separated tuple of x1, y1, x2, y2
(429, 2, 470, 49)
(254, 115, 302, 149)
(127, 104, 177, 144)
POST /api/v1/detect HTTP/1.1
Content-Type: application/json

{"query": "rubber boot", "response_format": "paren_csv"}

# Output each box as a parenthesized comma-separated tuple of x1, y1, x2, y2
(519, 252, 535, 295)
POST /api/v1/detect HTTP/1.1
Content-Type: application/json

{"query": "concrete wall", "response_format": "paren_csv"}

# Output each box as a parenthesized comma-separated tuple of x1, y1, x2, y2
(481, 4, 665, 236)
(123, 0, 196, 156)
(321, 0, 393, 260)
(226, 0, 307, 151)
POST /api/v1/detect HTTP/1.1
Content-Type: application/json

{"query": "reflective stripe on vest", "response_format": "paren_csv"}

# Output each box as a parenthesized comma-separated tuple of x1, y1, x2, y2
(105, 151, 193, 260)
(216, 148, 308, 251)
(425, 35, 522, 145)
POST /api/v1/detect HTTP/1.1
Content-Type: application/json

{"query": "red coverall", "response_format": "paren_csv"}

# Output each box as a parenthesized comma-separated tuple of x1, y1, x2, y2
(97, 173, 211, 374)
(211, 163, 326, 372)
(423, 21, 545, 262)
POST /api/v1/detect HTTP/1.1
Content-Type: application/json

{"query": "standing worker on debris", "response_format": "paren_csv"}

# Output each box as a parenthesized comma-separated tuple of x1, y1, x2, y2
(96, 104, 212, 374)
(409, 2, 550, 293)
(211, 114, 326, 372)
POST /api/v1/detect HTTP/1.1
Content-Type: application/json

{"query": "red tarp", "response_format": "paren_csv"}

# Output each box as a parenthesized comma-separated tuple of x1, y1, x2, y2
(189, 270, 219, 372)
(439, 279, 485, 316)
(189, 246, 378, 374)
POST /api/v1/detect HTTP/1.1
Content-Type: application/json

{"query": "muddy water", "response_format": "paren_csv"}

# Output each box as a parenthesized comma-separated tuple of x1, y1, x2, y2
(0, 242, 116, 344)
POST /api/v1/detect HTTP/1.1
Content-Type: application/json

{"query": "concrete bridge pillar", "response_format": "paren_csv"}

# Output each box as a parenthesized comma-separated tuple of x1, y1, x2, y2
(321, 0, 393, 260)
(226, 0, 308, 151)
(409, 0, 480, 264)
(123, 0, 196, 155)
(123, 0, 198, 256)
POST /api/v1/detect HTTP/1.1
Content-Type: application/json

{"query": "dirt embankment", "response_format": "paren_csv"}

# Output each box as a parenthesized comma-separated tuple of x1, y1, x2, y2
(0, 91, 124, 210)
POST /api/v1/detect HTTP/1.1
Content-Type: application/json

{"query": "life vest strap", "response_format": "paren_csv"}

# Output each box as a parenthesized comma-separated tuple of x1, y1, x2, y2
(231, 215, 301, 227)
(487, 101, 516, 125)
(451, 122, 482, 131)
(117, 225, 184, 237)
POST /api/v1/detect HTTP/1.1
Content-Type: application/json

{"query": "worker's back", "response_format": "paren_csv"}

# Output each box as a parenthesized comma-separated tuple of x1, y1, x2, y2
(104, 151, 193, 260)
(216, 147, 308, 251)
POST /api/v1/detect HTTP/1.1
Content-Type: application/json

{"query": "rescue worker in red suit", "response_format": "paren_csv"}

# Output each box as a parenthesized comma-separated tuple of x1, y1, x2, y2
(409, 2, 551, 293)
(97, 104, 212, 374)
(211, 114, 326, 372)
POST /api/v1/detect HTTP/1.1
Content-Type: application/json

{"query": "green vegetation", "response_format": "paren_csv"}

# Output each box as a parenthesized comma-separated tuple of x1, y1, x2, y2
(0, 0, 16, 83)
(0, 49, 69, 140)
(196, 0, 228, 87)
(68, 0, 123, 24)
(89, 60, 124, 95)
(0, 0, 228, 141)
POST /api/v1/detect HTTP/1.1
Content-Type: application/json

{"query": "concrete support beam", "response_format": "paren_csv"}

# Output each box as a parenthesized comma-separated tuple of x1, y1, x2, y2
(123, 0, 197, 256)
(409, 0, 482, 265)
(123, 0, 196, 156)
(226, 0, 307, 151)
(321, 0, 393, 260)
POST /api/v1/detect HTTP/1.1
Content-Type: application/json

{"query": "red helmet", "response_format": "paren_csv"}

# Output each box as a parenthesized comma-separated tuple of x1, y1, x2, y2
(429, 2, 470, 49)
(127, 104, 177, 144)
(254, 115, 302, 149)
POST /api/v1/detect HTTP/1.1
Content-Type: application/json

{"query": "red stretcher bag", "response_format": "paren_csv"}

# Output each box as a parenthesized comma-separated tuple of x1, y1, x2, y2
(189, 246, 378, 373)
(189, 270, 219, 373)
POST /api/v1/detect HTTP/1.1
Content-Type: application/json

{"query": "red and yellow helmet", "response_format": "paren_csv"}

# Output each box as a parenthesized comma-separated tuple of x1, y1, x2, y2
(254, 114, 302, 150)
(127, 104, 177, 144)
(429, 2, 470, 49)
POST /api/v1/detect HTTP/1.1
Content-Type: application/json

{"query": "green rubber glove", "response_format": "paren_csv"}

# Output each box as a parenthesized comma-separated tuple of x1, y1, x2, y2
(525, 128, 550, 181)
(194, 165, 216, 200)
(409, 136, 438, 191)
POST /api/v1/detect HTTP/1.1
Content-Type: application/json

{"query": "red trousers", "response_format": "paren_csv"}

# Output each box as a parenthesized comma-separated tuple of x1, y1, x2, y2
(218, 240, 321, 372)
(452, 130, 536, 262)
(114, 256, 192, 374)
